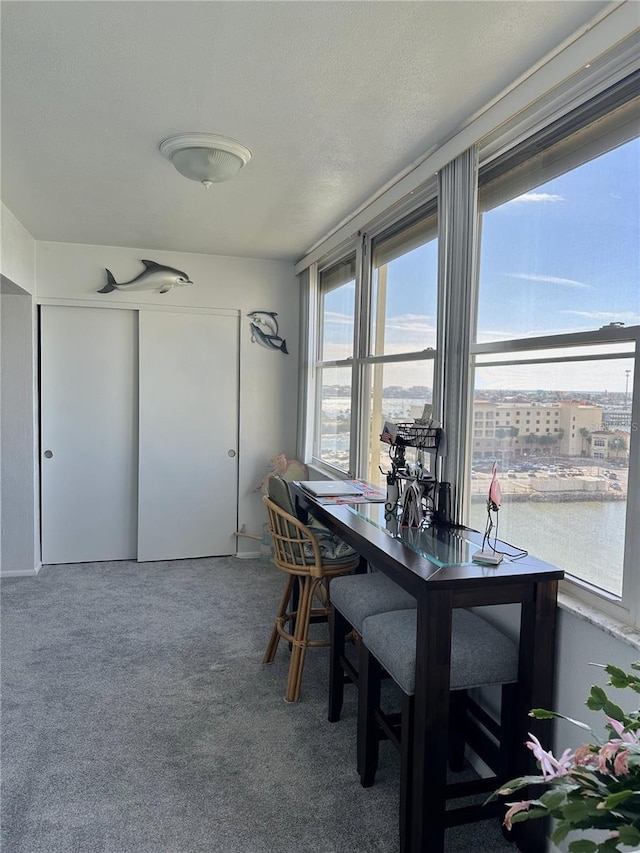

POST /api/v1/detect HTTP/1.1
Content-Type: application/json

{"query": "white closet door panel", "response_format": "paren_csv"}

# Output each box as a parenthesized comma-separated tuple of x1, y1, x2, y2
(137, 311, 239, 561)
(40, 306, 138, 564)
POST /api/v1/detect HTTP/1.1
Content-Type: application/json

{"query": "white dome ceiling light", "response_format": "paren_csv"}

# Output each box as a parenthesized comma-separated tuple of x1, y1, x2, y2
(159, 133, 252, 189)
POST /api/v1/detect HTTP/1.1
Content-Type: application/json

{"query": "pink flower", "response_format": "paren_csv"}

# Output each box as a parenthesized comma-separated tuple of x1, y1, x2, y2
(573, 744, 597, 767)
(606, 717, 638, 745)
(526, 733, 573, 780)
(613, 748, 630, 777)
(597, 743, 619, 774)
(504, 801, 533, 831)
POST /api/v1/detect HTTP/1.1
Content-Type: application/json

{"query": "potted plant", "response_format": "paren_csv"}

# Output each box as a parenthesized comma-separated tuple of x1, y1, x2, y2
(490, 662, 640, 852)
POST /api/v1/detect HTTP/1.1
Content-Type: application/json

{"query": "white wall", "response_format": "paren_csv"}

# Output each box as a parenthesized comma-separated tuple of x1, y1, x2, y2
(554, 607, 639, 749)
(1, 203, 36, 294)
(1, 285, 37, 575)
(0, 205, 38, 576)
(36, 241, 299, 556)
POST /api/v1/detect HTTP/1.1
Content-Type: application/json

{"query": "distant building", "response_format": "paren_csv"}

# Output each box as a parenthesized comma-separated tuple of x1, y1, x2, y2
(472, 400, 603, 459)
(588, 429, 630, 462)
(603, 410, 633, 430)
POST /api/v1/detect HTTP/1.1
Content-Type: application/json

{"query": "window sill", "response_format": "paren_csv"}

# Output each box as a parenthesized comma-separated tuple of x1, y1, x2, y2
(557, 590, 640, 652)
(302, 468, 640, 653)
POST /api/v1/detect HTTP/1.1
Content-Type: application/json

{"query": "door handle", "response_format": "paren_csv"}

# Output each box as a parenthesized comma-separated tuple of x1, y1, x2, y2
(227, 449, 237, 458)
(44, 450, 54, 459)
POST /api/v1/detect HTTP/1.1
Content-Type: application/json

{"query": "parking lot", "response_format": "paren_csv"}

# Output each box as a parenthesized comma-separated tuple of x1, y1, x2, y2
(470, 461, 629, 497)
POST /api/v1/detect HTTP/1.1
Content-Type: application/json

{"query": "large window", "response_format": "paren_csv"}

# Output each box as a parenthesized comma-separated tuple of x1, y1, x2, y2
(310, 206, 439, 482)
(469, 346, 635, 597)
(303, 68, 639, 626)
(366, 209, 438, 484)
(472, 89, 639, 605)
(314, 257, 356, 472)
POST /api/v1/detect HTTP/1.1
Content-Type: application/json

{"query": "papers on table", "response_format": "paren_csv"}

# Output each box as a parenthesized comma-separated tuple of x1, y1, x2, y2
(297, 479, 386, 505)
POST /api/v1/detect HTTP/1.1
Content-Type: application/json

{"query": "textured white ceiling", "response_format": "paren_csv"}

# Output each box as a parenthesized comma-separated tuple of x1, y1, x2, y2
(1, 1, 613, 261)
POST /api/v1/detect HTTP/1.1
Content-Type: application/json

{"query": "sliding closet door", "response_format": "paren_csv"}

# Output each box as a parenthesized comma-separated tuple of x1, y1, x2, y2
(40, 305, 138, 564)
(137, 310, 239, 561)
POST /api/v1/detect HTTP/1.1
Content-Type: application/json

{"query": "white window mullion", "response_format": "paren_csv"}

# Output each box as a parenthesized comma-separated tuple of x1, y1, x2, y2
(296, 266, 314, 463)
(437, 146, 479, 524)
(622, 339, 640, 625)
(354, 234, 373, 478)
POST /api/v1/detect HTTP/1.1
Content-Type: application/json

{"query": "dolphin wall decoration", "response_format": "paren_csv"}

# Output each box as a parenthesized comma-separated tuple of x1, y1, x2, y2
(98, 260, 193, 294)
(248, 310, 288, 354)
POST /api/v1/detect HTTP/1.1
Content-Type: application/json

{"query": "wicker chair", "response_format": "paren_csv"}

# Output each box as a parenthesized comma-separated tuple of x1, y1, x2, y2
(262, 490, 360, 703)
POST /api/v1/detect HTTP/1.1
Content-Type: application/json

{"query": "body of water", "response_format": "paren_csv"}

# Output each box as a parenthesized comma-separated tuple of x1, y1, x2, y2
(321, 396, 628, 595)
(468, 499, 627, 596)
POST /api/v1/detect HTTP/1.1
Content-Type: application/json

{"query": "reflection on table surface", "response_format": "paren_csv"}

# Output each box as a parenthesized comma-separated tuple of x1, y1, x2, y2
(345, 502, 524, 568)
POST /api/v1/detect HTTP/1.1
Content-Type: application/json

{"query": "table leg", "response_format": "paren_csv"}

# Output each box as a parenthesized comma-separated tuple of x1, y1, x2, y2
(410, 590, 453, 853)
(328, 605, 349, 723)
(513, 579, 559, 853)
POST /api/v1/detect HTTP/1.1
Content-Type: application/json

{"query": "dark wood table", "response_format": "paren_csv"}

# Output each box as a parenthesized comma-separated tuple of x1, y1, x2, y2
(291, 485, 564, 853)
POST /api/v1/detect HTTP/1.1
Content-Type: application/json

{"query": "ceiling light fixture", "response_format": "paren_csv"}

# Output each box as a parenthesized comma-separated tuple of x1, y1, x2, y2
(159, 133, 251, 189)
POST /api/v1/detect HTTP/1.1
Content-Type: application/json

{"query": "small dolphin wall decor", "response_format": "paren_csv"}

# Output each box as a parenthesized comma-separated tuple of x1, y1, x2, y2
(98, 260, 193, 294)
(248, 311, 288, 355)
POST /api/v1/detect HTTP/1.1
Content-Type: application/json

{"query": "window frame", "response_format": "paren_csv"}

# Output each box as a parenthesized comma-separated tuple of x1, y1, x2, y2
(472, 84, 640, 625)
(310, 245, 360, 476)
(301, 61, 640, 629)
(469, 326, 639, 623)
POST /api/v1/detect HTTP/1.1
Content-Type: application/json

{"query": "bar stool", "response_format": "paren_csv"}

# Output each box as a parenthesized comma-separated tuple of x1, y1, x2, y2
(359, 607, 519, 851)
(262, 477, 361, 703)
(328, 572, 416, 723)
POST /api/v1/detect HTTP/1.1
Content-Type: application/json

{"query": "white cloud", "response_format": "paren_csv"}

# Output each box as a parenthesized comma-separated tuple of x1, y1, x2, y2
(561, 310, 640, 325)
(324, 311, 354, 326)
(384, 314, 436, 334)
(507, 192, 564, 204)
(508, 273, 590, 289)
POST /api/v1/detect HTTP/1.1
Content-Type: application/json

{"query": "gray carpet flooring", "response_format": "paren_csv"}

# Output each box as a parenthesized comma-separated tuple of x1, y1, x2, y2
(2, 557, 514, 852)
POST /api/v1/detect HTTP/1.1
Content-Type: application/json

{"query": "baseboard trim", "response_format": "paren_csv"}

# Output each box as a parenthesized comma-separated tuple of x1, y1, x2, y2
(1, 561, 41, 578)
(234, 551, 262, 560)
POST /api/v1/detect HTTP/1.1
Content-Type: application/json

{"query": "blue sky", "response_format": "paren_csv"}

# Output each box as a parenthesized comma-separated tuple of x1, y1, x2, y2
(478, 136, 640, 342)
(323, 137, 639, 392)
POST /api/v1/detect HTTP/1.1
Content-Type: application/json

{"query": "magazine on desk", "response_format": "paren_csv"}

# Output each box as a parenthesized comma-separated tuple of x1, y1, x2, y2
(296, 479, 386, 505)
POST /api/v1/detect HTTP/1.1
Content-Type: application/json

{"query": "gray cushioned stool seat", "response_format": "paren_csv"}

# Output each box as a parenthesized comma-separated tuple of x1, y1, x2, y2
(330, 572, 416, 633)
(361, 608, 518, 695)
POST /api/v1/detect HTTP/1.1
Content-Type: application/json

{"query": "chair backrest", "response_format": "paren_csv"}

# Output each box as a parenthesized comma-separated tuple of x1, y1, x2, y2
(267, 475, 297, 517)
(263, 495, 324, 577)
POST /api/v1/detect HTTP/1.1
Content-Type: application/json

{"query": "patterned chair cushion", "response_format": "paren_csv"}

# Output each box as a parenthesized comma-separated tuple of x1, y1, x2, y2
(267, 476, 357, 564)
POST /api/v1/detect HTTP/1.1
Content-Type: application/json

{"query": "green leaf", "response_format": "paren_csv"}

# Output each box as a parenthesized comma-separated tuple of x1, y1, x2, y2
(603, 700, 626, 722)
(618, 825, 640, 846)
(587, 685, 607, 710)
(563, 800, 590, 822)
(606, 664, 629, 682)
(605, 664, 640, 693)
(540, 789, 568, 811)
(568, 841, 598, 853)
(510, 807, 548, 825)
(529, 708, 593, 732)
(490, 775, 550, 798)
(602, 790, 636, 810)
(552, 823, 571, 844)
(596, 840, 623, 853)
